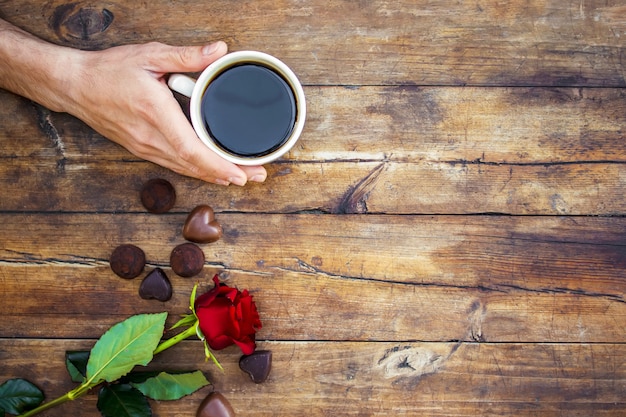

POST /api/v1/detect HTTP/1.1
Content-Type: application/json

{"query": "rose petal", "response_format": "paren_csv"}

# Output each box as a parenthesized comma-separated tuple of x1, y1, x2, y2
(195, 276, 221, 308)
(236, 300, 257, 334)
(208, 334, 236, 351)
(194, 275, 262, 355)
(233, 337, 256, 355)
(197, 299, 234, 339)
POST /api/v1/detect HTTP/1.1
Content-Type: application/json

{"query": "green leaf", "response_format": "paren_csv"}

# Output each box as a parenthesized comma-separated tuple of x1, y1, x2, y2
(97, 384, 151, 417)
(87, 313, 167, 384)
(0, 407, 5, 417)
(170, 314, 196, 331)
(131, 371, 209, 401)
(120, 371, 162, 385)
(189, 283, 198, 315)
(0, 379, 44, 415)
(66, 351, 90, 383)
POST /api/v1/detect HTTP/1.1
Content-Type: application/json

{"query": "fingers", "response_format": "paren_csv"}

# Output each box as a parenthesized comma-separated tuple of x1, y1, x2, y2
(172, 145, 268, 186)
(79, 41, 267, 187)
(143, 42, 269, 186)
(153, 104, 266, 186)
(181, 144, 267, 186)
(170, 139, 268, 186)
(146, 41, 228, 74)
(239, 166, 268, 183)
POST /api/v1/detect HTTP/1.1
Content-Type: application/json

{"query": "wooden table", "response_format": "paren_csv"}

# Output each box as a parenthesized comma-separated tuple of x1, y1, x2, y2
(1, 1, 625, 416)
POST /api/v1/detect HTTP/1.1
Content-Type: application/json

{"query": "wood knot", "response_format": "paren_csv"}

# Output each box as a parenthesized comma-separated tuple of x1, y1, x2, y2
(377, 346, 446, 380)
(50, 3, 114, 48)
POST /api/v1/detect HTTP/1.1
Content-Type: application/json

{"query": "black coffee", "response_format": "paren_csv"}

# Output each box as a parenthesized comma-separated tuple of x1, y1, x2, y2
(201, 64, 296, 157)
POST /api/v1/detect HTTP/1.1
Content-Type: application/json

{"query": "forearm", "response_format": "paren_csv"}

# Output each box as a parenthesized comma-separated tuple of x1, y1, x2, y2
(0, 18, 84, 112)
(0, 19, 265, 184)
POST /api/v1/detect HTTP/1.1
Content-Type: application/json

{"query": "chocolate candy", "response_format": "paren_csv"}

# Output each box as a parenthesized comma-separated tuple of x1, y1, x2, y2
(140, 178, 176, 213)
(110, 244, 146, 279)
(239, 350, 272, 383)
(139, 268, 172, 301)
(182, 205, 223, 244)
(196, 392, 235, 417)
(170, 243, 205, 277)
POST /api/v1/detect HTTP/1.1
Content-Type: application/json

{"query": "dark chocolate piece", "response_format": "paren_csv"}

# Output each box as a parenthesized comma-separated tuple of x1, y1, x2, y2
(139, 268, 172, 301)
(109, 244, 145, 279)
(182, 205, 223, 244)
(239, 350, 272, 383)
(170, 243, 205, 277)
(196, 392, 235, 417)
(140, 178, 176, 214)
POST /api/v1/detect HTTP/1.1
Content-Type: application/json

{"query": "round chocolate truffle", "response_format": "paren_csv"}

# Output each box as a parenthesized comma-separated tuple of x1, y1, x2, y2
(140, 178, 176, 213)
(110, 244, 146, 279)
(170, 243, 205, 278)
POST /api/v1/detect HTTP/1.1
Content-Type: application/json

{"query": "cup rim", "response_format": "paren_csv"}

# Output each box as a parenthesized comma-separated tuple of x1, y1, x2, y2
(189, 51, 306, 166)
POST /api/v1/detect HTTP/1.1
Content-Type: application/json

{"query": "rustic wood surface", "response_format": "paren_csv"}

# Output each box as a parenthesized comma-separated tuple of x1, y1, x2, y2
(1, 1, 625, 416)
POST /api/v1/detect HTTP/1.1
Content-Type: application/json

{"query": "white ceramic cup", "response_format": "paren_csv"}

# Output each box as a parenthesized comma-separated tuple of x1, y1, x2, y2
(168, 51, 306, 166)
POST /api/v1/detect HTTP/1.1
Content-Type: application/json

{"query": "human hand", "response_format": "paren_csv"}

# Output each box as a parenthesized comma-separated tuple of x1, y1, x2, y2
(67, 41, 267, 186)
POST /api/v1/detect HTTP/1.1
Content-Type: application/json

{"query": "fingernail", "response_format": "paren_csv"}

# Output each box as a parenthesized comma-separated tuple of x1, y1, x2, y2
(250, 174, 266, 183)
(215, 178, 230, 186)
(202, 42, 221, 56)
(229, 176, 247, 187)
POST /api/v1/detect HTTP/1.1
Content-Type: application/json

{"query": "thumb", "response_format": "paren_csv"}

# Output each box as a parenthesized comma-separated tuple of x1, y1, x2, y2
(151, 41, 228, 73)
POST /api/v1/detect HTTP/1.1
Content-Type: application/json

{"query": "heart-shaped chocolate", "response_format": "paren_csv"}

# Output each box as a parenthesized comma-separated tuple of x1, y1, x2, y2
(139, 268, 172, 301)
(196, 392, 235, 417)
(183, 205, 223, 244)
(239, 350, 272, 383)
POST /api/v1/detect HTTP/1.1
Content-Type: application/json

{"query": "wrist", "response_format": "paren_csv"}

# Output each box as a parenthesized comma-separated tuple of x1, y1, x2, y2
(0, 19, 85, 113)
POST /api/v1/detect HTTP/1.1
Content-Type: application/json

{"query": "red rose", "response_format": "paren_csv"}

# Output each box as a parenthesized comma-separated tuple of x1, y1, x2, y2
(195, 275, 262, 355)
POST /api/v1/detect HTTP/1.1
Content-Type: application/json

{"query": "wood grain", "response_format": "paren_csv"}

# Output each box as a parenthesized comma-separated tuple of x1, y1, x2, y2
(1, 214, 624, 342)
(1, 0, 625, 416)
(1, 158, 626, 215)
(1, 340, 625, 416)
(2, 0, 626, 87)
(2, 85, 625, 215)
(3, 87, 626, 163)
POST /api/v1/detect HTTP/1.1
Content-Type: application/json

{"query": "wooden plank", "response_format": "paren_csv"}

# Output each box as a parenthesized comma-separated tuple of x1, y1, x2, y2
(1, 157, 625, 215)
(2, 1, 625, 87)
(3, 213, 626, 289)
(2, 85, 625, 215)
(0, 94, 107, 160)
(1, 339, 625, 416)
(1, 0, 624, 415)
(3, 87, 626, 163)
(1, 214, 624, 342)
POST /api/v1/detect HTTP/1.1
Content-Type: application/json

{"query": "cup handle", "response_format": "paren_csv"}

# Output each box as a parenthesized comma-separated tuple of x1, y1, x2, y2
(168, 74, 196, 98)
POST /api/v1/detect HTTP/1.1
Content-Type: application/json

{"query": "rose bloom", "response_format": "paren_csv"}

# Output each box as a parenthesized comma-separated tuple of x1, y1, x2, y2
(195, 275, 262, 355)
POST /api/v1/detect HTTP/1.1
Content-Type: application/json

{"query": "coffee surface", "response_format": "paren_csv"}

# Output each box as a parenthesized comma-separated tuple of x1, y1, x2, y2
(201, 64, 296, 157)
